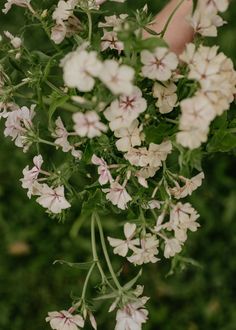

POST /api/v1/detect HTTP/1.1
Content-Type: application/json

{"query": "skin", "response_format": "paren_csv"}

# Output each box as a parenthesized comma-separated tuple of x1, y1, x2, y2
(144, 0, 194, 54)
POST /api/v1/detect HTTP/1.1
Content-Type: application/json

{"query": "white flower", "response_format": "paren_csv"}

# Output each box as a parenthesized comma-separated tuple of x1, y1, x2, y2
(142, 200, 161, 210)
(99, 59, 135, 95)
(73, 111, 107, 138)
(164, 238, 182, 258)
(108, 223, 139, 257)
(4, 31, 22, 48)
(2, 0, 32, 14)
(46, 310, 84, 330)
(103, 181, 132, 210)
(4, 104, 35, 151)
(52, 0, 78, 24)
(169, 202, 200, 242)
(101, 30, 124, 54)
(141, 47, 178, 81)
(153, 82, 178, 114)
(114, 120, 144, 152)
(98, 14, 128, 29)
(104, 87, 147, 131)
(177, 95, 215, 149)
(51, 24, 67, 44)
(176, 126, 209, 150)
(61, 50, 102, 92)
(91, 154, 112, 185)
(36, 184, 71, 214)
(20, 155, 43, 198)
(0, 102, 17, 119)
(53, 117, 71, 152)
(136, 167, 159, 188)
(52, 117, 82, 158)
(147, 141, 172, 168)
(115, 299, 148, 330)
(170, 172, 205, 199)
(128, 234, 159, 265)
(125, 140, 172, 169)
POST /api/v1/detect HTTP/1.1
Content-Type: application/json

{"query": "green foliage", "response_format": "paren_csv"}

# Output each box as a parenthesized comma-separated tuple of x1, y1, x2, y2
(1, 1, 236, 330)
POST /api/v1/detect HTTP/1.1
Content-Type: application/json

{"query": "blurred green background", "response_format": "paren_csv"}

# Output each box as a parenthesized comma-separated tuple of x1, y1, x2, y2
(0, 1, 236, 329)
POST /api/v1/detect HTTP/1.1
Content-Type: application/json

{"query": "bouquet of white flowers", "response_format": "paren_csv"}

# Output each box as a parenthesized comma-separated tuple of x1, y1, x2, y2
(0, 0, 235, 329)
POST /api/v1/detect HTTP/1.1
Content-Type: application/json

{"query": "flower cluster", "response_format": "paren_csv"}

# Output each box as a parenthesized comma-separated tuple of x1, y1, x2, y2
(1, 0, 236, 329)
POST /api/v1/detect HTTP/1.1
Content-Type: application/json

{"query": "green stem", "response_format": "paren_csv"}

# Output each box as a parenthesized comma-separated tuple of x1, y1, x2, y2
(86, 11, 93, 43)
(160, 0, 185, 38)
(94, 212, 123, 292)
(81, 262, 95, 301)
(91, 214, 116, 291)
(38, 138, 57, 147)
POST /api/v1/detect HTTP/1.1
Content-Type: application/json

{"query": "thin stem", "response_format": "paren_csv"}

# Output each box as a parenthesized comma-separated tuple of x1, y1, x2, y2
(91, 214, 116, 291)
(94, 212, 123, 292)
(86, 11, 93, 43)
(38, 138, 57, 147)
(81, 262, 96, 300)
(160, 0, 185, 38)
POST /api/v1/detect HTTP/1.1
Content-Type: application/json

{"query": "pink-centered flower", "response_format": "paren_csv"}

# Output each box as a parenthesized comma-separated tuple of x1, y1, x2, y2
(108, 223, 139, 257)
(115, 297, 149, 330)
(99, 59, 135, 95)
(73, 111, 107, 138)
(91, 154, 113, 185)
(141, 47, 178, 81)
(46, 310, 84, 330)
(21, 155, 43, 198)
(36, 184, 71, 214)
(104, 87, 147, 131)
(2, 0, 33, 14)
(103, 181, 132, 210)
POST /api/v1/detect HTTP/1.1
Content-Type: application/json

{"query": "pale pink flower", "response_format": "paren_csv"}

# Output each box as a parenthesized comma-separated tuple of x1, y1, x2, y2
(4, 31, 22, 48)
(164, 238, 182, 258)
(153, 82, 178, 114)
(99, 60, 135, 95)
(169, 202, 200, 242)
(104, 87, 147, 131)
(115, 299, 148, 330)
(98, 14, 128, 29)
(124, 147, 149, 167)
(136, 167, 158, 188)
(128, 234, 159, 265)
(53, 117, 71, 152)
(73, 111, 107, 138)
(91, 154, 112, 185)
(147, 141, 172, 168)
(2, 0, 33, 14)
(51, 24, 67, 44)
(170, 172, 205, 199)
(101, 30, 124, 54)
(141, 47, 178, 81)
(21, 155, 43, 198)
(46, 310, 84, 330)
(4, 104, 35, 150)
(108, 223, 139, 257)
(36, 184, 71, 214)
(61, 50, 102, 92)
(0, 102, 17, 119)
(52, 0, 78, 24)
(114, 120, 144, 152)
(103, 181, 132, 210)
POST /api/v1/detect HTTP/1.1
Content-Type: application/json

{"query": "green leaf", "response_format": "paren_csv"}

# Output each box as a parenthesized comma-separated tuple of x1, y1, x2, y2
(144, 122, 176, 144)
(48, 95, 70, 130)
(136, 37, 168, 51)
(53, 259, 94, 270)
(207, 130, 236, 153)
(123, 270, 142, 291)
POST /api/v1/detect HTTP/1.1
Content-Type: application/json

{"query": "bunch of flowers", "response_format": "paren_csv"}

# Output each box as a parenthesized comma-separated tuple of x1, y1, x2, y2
(0, 0, 235, 329)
